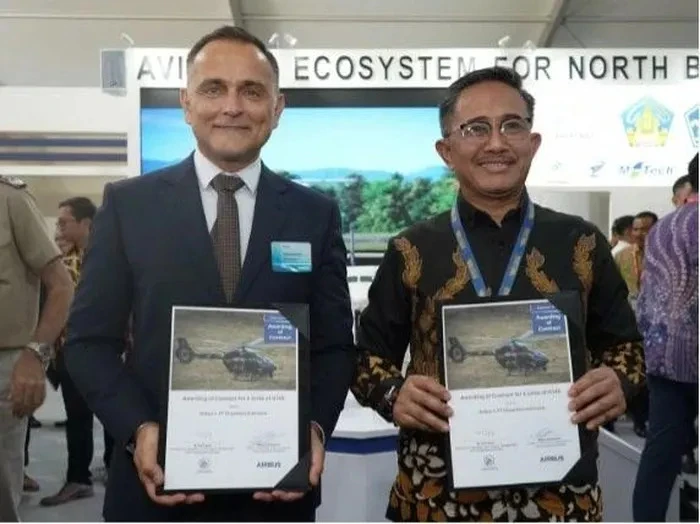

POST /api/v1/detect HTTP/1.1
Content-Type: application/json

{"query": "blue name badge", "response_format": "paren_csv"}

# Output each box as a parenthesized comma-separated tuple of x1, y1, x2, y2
(271, 241, 312, 273)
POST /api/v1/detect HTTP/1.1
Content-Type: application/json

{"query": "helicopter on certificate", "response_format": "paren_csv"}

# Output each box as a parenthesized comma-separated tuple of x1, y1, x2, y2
(446, 336, 549, 375)
(174, 337, 277, 380)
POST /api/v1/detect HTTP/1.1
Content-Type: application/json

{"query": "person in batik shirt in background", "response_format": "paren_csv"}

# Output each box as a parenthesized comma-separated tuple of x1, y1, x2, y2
(633, 154, 698, 522)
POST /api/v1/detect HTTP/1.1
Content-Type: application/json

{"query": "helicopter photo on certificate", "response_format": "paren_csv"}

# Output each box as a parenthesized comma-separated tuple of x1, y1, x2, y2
(441, 299, 582, 490)
(160, 305, 310, 494)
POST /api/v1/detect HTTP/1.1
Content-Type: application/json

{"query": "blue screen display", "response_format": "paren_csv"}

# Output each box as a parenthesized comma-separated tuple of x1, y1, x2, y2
(140, 106, 445, 181)
(139, 103, 456, 243)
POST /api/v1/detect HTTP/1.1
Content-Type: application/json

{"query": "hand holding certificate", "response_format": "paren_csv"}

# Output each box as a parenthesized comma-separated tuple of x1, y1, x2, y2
(252, 424, 324, 502)
(134, 422, 205, 506)
(441, 296, 587, 490)
(568, 366, 626, 430)
(391, 376, 452, 433)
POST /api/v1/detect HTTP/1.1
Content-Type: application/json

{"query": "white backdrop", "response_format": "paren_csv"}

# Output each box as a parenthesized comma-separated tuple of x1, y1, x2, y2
(127, 48, 698, 190)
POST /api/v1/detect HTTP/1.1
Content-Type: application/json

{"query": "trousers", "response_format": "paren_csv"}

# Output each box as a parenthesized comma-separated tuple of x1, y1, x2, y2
(0, 350, 26, 522)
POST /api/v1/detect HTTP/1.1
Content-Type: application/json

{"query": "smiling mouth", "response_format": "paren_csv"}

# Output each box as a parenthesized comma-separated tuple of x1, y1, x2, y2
(214, 125, 249, 131)
(478, 160, 516, 173)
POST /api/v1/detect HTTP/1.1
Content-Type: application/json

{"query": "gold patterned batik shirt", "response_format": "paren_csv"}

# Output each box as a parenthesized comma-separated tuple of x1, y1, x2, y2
(56, 247, 83, 350)
(614, 244, 644, 298)
(351, 197, 645, 522)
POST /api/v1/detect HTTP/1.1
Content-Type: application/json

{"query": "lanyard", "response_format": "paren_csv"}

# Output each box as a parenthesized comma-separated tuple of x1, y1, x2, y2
(450, 197, 535, 297)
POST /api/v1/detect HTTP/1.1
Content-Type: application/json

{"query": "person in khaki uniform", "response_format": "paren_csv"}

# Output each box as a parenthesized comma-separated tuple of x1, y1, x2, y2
(0, 175, 74, 522)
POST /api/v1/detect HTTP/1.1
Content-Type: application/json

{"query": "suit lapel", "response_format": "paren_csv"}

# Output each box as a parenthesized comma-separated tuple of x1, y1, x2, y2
(159, 155, 225, 303)
(235, 165, 288, 301)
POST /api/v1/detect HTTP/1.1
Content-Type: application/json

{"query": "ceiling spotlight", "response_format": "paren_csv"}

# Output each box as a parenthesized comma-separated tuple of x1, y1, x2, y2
(497, 35, 511, 48)
(283, 33, 298, 47)
(120, 33, 135, 46)
(268, 32, 298, 49)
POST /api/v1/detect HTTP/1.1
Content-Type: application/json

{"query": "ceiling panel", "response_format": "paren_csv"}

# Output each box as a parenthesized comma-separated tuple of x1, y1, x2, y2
(0, 0, 232, 18)
(551, 21, 699, 47)
(240, 0, 555, 19)
(549, 0, 699, 48)
(564, 0, 698, 18)
(246, 20, 547, 48)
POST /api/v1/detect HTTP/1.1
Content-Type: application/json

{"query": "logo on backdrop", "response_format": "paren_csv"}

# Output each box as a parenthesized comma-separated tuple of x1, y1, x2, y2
(549, 160, 605, 178)
(684, 104, 699, 147)
(618, 162, 675, 178)
(589, 160, 606, 178)
(621, 97, 674, 147)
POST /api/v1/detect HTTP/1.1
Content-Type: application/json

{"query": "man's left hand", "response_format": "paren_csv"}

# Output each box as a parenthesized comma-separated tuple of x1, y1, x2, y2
(252, 424, 324, 503)
(568, 367, 626, 430)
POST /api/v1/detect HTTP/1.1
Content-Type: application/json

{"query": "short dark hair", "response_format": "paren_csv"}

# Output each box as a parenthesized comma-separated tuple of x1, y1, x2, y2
(439, 66, 536, 137)
(689, 153, 698, 193)
(59, 197, 96, 222)
(672, 174, 691, 194)
(635, 211, 659, 224)
(186, 25, 279, 85)
(611, 215, 634, 236)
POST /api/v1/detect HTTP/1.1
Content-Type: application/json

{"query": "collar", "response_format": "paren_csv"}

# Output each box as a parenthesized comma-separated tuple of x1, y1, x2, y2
(64, 246, 84, 260)
(193, 148, 262, 194)
(457, 189, 529, 227)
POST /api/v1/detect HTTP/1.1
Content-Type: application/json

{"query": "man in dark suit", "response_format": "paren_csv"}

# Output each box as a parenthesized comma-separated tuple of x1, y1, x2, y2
(63, 26, 356, 522)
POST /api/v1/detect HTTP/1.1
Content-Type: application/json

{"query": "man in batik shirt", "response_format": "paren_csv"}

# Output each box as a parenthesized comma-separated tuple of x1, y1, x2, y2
(41, 197, 100, 506)
(351, 67, 645, 522)
(614, 211, 657, 304)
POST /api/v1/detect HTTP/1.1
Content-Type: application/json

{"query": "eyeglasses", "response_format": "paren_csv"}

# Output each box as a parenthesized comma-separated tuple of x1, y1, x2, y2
(452, 117, 532, 142)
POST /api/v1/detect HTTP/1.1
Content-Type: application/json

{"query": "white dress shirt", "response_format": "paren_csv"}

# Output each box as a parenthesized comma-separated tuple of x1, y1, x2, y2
(193, 149, 261, 265)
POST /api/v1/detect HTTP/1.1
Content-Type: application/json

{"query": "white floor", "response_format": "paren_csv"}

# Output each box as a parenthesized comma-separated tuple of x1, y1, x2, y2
(19, 386, 106, 522)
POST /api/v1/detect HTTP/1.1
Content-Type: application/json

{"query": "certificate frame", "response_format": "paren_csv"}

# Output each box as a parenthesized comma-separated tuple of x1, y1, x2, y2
(439, 291, 588, 491)
(158, 303, 311, 495)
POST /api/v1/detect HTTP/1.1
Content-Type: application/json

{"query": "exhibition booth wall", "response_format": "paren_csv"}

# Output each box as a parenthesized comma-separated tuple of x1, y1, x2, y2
(1, 48, 696, 233)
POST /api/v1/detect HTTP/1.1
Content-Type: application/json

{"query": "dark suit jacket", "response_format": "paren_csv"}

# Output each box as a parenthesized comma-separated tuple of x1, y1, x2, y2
(63, 155, 356, 521)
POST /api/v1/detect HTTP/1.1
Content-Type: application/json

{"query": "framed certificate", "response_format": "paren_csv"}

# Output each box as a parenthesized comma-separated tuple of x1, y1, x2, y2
(440, 293, 586, 490)
(158, 304, 310, 494)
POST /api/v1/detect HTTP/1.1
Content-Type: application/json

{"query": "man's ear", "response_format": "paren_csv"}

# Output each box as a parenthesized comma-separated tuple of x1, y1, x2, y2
(272, 91, 286, 130)
(435, 138, 453, 170)
(180, 88, 192, 125)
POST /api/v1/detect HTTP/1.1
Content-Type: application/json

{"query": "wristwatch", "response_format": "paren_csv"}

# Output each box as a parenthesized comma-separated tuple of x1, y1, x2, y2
(24, 342, 52, 368)
(376, 379, 403, 423)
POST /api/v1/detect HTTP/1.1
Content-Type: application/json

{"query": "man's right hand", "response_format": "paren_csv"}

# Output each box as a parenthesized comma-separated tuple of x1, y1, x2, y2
(9, 349, 47, 417)
(392, 375, 452, 432)
(133, 422, 205, 506)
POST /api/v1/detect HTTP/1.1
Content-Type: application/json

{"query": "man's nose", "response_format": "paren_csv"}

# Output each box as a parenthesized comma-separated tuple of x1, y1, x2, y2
(483, 127, 509, 151)
(221, 92, 244, 115)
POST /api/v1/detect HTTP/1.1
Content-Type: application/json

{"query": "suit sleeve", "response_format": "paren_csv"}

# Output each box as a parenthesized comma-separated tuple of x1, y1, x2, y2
(585, 229, 645, 400)
(350, 238, 411, 415)
(63, 183, 155, 446)
(309, 201, 357, 441)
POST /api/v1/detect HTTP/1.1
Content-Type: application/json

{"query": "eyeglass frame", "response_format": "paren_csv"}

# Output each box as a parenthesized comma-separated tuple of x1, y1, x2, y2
(445, 115, 534, 142)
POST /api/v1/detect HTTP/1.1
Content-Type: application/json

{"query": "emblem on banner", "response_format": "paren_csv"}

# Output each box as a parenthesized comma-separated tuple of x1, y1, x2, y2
(589, 160, 605, 177)
(618, 162, 675, 178)
(621, 97, 674, 147)
(684, 104, 699, 147)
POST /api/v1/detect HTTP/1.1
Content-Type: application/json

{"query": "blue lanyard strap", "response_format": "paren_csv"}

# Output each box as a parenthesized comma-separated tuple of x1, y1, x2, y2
(450, 197, 535, 297)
